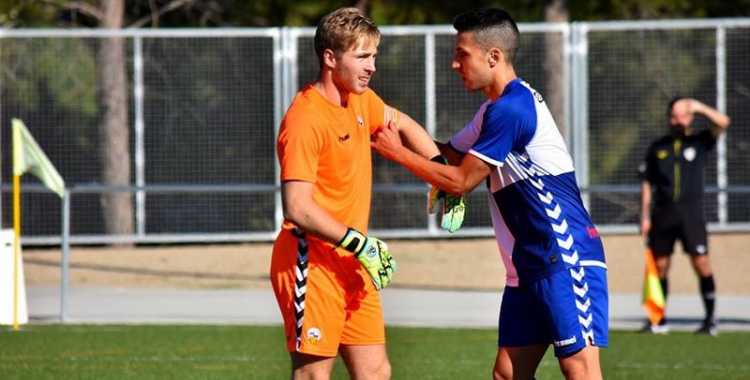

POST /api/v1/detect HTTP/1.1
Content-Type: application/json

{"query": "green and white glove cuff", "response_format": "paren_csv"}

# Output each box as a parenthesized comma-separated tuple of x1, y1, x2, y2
(338, 228, 367, 254)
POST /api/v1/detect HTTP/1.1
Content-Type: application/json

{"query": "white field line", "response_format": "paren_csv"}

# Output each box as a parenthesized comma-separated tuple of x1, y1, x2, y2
(538, 360, 750, 372)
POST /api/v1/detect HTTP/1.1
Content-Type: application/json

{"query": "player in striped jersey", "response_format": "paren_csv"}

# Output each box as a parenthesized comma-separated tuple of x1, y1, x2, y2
(372, 8, 608, 380)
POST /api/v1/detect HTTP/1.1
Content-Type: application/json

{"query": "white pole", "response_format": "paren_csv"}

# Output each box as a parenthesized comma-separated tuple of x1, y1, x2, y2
(61, 190, 70, 322)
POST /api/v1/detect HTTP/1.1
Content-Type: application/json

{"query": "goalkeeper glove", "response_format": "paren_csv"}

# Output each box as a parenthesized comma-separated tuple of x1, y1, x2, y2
(338, 228, 397, 290)
(427, 155, 467, 233)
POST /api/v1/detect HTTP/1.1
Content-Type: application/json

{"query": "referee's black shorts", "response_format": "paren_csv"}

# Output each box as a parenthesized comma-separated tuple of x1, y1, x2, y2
(648, 202, 708, 257)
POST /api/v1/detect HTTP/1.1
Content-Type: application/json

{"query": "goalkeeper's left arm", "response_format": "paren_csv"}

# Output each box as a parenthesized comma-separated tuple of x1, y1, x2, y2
(386, 107, 441, 160)
(381, 109, 467, 233)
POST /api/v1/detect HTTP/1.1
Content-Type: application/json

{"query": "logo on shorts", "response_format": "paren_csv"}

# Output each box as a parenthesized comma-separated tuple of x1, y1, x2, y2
(306, 327, 322, 344)
(554, 336, 577, 347)
(696, 244, 707, 254)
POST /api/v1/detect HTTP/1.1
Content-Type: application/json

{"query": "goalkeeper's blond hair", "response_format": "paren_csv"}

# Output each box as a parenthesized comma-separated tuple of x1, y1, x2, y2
(314, 7, 381, 64)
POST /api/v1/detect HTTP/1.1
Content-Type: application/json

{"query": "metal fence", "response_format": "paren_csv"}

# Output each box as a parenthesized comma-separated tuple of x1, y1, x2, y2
(1, 19, 749, 246)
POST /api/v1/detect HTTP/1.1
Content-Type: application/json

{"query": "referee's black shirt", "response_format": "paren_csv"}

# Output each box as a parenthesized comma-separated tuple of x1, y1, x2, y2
(638, 129, 716, 207)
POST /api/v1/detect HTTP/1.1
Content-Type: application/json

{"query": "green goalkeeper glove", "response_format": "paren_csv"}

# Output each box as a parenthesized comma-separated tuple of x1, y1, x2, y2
(338, 228, 397, 290)
(427, 155, 467, 233)
(428, 186, 466, 233)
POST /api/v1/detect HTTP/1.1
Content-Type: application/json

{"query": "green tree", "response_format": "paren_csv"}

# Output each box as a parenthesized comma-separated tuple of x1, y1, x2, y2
(0, 0, 250, 238)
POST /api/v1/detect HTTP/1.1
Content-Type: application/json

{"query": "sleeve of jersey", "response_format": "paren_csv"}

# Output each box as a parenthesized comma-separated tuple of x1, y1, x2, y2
(449, 102, 487, 154)
(277, 118, 321, 184)
(466, 102, 525, 167)
(363, 89, 398, 134)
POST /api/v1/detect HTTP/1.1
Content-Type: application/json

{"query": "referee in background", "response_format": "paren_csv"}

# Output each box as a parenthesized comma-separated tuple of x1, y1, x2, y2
(638, 97, 731, 336)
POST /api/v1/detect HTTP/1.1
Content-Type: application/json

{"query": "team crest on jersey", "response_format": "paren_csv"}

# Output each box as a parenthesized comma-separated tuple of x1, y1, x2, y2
(306, 327, 322, 344)
(657, 150, 669, 160)
(683, 147, 697, 162)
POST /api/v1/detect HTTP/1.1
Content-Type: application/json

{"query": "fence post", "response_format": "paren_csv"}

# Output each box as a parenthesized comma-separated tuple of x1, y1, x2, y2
(61, 190, 70, 322)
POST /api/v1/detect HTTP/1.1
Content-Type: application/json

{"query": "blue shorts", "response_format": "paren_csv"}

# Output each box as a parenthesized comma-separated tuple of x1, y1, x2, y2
(498, 266, 609, 357)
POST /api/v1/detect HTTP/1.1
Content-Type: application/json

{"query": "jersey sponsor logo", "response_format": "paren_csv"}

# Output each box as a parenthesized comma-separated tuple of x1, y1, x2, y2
(586, 225, 600, 239)
(532, 90, 544, 103)
(554, 335, 577, 347)
(683, 147, 697, 162)
(306, 327, 322, 344)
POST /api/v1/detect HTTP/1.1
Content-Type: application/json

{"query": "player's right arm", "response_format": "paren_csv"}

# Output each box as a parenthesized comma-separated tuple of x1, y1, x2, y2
(372, 120, 492, 197)
(684, 99, 731, 138)
(637, 146, 655, 242)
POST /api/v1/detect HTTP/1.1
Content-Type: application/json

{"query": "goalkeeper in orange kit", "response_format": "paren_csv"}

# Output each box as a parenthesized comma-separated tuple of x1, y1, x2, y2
(270, 7, 465, 380)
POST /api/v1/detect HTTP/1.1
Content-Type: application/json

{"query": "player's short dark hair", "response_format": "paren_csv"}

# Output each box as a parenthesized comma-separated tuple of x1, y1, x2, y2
(452, 8, 520, 64)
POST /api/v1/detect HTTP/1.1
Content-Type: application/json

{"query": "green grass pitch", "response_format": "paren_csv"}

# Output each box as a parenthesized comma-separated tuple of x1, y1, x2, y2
(2, 324, 750, 379)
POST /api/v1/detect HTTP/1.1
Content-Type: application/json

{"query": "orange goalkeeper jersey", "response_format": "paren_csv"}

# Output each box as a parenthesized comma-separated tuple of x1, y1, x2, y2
(277, 84, 397, 233)
(273, 84, 399, 355)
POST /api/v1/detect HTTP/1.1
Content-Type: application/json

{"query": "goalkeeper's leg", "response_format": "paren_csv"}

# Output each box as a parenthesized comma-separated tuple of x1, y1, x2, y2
(272, 229, 388, 378)
(339, 344, 391, 380)
(291, 353, 336, 379)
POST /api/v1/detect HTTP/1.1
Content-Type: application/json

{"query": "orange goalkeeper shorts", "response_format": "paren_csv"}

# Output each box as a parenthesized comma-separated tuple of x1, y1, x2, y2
(270, 228, 385, 357)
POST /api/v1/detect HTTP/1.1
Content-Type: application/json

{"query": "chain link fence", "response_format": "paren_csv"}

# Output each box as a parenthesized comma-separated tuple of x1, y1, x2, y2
(1, 19, 749, 245)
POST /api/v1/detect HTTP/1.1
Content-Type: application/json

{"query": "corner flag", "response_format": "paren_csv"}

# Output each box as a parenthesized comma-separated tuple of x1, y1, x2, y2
(642, 248, 665, 325)
(12, 118, 65, 197)
(8, 118, 66, 330)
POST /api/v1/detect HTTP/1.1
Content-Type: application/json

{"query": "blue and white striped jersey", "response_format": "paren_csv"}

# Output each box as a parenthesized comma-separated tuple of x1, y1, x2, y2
(450, 79, 606, 286)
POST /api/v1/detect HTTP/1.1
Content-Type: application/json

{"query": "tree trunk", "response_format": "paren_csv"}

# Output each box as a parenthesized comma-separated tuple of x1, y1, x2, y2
(97, 0, 134, 238)
(544, 0, 569, 139)
(355, 0, 372, 14)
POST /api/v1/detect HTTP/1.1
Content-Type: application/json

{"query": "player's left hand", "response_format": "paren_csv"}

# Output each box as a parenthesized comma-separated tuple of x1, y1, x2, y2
(428, 185, 466, 233)
(427, 155, 466, 233)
